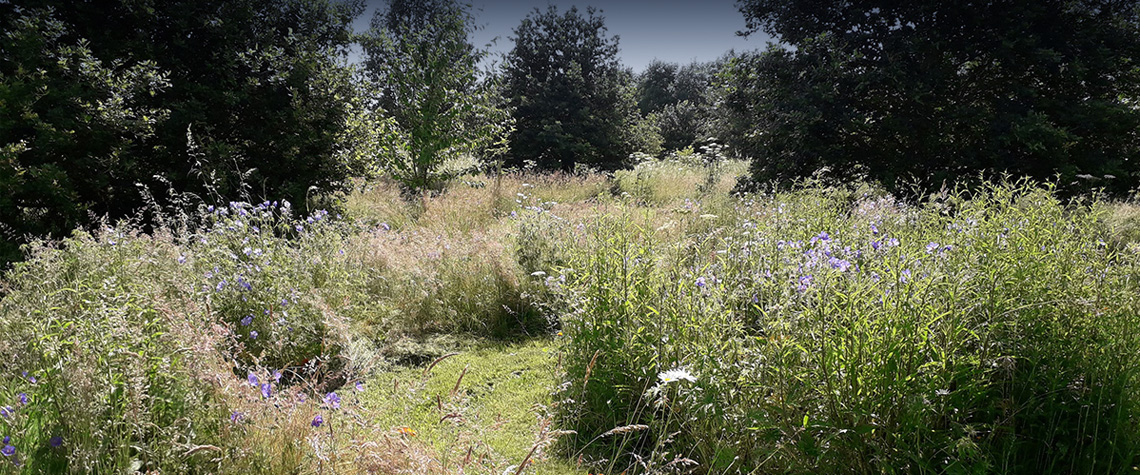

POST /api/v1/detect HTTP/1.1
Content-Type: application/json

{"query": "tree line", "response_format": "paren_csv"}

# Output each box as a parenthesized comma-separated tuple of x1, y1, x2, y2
(2, 0, 1138, 264)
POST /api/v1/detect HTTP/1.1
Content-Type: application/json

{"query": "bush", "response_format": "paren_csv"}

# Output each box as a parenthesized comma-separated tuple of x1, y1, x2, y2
(0, 202, 376, 472)
(188, 201, 358, 372)
(0, 229, 229, 472)
(550, 181, 1140, 474)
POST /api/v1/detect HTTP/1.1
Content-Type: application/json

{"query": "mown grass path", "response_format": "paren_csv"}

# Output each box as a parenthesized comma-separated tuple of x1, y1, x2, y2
(361, 339, 579, 474)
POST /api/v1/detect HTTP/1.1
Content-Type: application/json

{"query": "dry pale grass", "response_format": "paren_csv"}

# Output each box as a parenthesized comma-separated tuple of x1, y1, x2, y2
(613, 159, 748, 207)
(341, 178, 418, 229)
(1101, 200, 1140, 252)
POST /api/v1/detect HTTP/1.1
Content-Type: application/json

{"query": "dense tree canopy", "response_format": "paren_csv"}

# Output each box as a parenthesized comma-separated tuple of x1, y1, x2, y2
(0, 7, 170, 263)
(636, 60, 722, 152)
(502, 6, 642, 170)
(0, 0, 364, 264)
(732, 0, 1140, 194)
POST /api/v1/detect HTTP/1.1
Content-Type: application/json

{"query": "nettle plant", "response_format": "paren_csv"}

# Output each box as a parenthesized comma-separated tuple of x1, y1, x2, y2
(188, 201, 355, 376)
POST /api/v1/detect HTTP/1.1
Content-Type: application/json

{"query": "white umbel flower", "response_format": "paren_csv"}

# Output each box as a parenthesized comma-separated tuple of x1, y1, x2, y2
(658, 368, 696, 384)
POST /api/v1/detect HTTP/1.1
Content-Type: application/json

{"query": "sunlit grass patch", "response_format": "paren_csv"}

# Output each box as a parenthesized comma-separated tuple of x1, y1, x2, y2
(360, 339, 580, 475)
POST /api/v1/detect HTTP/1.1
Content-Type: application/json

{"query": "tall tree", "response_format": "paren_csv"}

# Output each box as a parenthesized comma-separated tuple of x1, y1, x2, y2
(637, 60, 722, 152)
(0, 6, 169, 263)
(503, 6, 642, 170)
(0, 0, 365, 264)
(733, 0, 1140, 194)
(636, 60, 679, 115)
(360, 0, 510, 192)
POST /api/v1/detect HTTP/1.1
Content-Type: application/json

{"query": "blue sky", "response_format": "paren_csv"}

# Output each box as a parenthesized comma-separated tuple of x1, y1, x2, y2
(352, 0, 776, 72)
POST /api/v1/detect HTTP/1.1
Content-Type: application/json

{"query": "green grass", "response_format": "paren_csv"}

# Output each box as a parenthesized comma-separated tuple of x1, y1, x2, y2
(535, 181, 1140, 474)
(361, 339, 581, 475)
(3, 159, 1139, 474)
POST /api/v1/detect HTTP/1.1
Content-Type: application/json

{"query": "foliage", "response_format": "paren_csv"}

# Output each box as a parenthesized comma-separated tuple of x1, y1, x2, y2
(636, 60, 722, 152)
(535, 180, 1140, 473)
(360, 0, 512, 193)
(0, 7, 170, 265)
(0, 0, 367, 266)
(0, 229, 227, 473)
(637, 60, 715, 117)
(502, 6, 644, 170)
(635, 60, 679, 115)
(731, 0, 1140, 195)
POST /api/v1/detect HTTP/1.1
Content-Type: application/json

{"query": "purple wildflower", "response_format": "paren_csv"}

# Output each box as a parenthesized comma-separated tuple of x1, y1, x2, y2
(178, 255, 187, 264)
(248, 372, 259, 386)
(810, 232, 830, 244)
(355, 381, 364, 392)
(1, 444, 13, 457)
(695, 277, 706, 288)
(249, 331, 258, 340)
(870, 224, 879, 235)
(240, 315, 253, 326)
(216, 281, 226, 292)
(796, 275, 813, 292)
(273, 370, 282, 382)
(926, 242, 940, 253)
(324, 392, 341, 409)
(311, 414, 323, 428)
(871, 240, 880, 251)
(16, 393, 26, 406)
(0, 407, 11, 418)
(230, 411, 244, 423)
(260, 383, 272, 399)
(380, 222, 391, 231)
(49, 436, 62, 448)
(295, 225, 304, 233)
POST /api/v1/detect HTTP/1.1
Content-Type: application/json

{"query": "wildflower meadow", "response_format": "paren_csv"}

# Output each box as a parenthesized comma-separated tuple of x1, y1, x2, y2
(1, 157, 1138, 474)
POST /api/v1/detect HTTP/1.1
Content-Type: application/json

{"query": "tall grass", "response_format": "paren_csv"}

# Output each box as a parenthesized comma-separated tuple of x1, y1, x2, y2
(4, 161, 1140, 474)
(538, 181, 1140, 474)
(0, 195, 538, 473)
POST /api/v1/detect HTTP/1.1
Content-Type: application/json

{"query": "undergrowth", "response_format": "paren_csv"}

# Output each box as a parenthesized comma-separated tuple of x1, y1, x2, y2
(2, 158, 1139, 474)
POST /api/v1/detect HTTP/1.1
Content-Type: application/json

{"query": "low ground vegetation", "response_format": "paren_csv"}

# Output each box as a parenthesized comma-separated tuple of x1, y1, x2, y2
(1, 159, 1139, 473)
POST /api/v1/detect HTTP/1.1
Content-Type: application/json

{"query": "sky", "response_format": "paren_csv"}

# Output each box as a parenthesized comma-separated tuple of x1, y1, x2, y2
(352, 0, 776, 73)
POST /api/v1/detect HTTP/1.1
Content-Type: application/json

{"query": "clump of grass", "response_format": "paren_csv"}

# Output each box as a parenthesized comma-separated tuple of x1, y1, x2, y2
(547, 181, 1140, 474)
(346, 226, 550, 339)
(0, 204, 439, 473)
(0, 228, 228, 473)
(340, 178, 418, 229)
(1101, 200, 1140, 252)
(613, 157, 747, 207)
